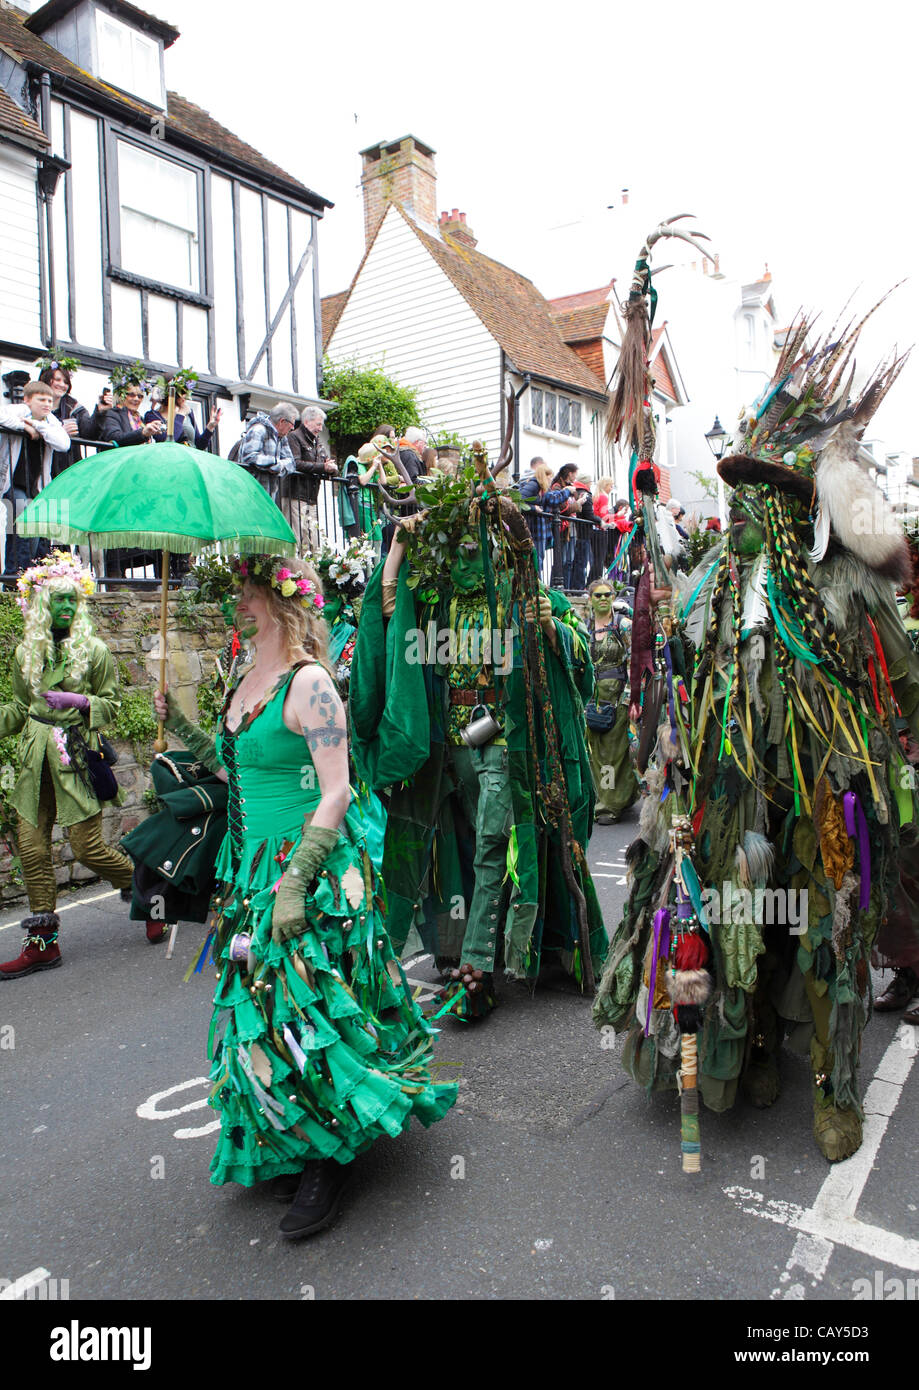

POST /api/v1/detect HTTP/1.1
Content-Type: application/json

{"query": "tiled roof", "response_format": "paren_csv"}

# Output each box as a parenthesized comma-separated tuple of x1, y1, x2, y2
(397, 206, 606, 399)
(550, 302, 609, 344)
(0, 5, 328, 206)
(0, 83, 48, 149)
(320, 290, 349, 351)
(164, 93, 330, 206)
(548, 282, 615, 313)
(649, 326, 677, 402)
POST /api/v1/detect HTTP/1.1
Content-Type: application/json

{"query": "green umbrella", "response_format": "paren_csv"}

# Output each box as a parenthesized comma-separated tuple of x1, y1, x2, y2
(18, 440, 296, 553)
(18, 439, 297, 749)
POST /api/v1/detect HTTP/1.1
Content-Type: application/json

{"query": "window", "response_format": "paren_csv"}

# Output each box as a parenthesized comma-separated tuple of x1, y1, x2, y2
(530, 387, 543, 428)
(96, 12, 164, 107)
(531, 388, 582, 437)
(117, 141, 200, 293)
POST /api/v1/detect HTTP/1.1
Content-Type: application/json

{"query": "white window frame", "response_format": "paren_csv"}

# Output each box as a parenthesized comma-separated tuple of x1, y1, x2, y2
(95, 10, 165, 108)
(113, 138, 204, 297)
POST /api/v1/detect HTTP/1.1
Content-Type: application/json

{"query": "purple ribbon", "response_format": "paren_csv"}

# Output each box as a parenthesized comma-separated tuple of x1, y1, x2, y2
(646, 908, 671, 1036)
(843, 791, 871, 911)
(662, 638, 678, 743)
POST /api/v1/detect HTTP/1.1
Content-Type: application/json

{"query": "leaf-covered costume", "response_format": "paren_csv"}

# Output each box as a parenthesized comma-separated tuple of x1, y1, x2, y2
(205, 666, 457, 1186)
(350, 562, 607, 980)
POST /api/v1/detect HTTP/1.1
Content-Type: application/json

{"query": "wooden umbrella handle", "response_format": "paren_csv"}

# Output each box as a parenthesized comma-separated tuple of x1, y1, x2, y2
(154, 548, 169, 753)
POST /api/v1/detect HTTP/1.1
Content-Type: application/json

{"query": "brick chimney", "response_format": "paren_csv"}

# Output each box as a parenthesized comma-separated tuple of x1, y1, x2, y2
(438, 208, 477, 250)
(359, 135, 437, 247)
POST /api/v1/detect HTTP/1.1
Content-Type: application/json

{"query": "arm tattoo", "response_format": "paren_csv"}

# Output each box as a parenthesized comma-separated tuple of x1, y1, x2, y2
(303, 723, 347, 750)
(303, 672, 346, 750)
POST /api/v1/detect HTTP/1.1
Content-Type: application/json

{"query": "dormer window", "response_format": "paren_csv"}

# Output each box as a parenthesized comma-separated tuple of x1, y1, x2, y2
(96, 10, 163, 106)
(24, 1, 176, 110)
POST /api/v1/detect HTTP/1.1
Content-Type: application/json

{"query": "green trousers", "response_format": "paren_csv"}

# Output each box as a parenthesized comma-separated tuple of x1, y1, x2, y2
(449, 742, 514, 972)
(17, 759, 134, 913)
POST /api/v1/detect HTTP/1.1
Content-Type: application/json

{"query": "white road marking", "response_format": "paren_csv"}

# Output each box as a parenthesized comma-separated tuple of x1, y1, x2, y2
(0, 1267, 52, 1300)
(593, 861, 628, 869)
(0, 888, 118, 932)
(591, 873, 628, 883)
(137, 1077, 220, 1139)
(722, 1020, 919, 1295)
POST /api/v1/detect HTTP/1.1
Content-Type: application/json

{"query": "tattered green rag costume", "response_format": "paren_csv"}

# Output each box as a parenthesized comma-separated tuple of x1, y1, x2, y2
(595, 303, 919, 1162)
(350, 561, 607, 980)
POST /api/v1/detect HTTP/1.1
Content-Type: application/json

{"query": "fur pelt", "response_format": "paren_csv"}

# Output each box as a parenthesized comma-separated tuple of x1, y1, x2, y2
(815, 422, 910, 583)
(666, 968, 712, 1006)
(813, 550, 895, 631)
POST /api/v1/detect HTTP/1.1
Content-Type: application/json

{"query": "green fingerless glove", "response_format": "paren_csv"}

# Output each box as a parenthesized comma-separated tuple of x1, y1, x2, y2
(271, 824, 340, 943)
(164, 704, 222, 774)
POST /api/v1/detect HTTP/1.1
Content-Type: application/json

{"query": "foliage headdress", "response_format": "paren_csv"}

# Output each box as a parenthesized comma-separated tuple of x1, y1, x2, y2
(109, 360, 152, 396)
(34, 348, 82, 376)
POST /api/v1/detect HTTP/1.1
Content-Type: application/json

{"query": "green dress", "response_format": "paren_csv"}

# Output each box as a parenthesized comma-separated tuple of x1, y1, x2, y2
(587, 624, 639, 820)
(206, 666, 457, 1187)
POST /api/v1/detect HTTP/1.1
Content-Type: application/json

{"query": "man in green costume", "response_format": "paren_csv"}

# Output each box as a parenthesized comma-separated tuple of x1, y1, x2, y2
(0, 551, 135, 978)
(349, 472, 607, 1018)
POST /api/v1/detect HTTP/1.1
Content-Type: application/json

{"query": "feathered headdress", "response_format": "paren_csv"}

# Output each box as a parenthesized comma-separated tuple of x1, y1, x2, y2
(719, 293, 910, 581)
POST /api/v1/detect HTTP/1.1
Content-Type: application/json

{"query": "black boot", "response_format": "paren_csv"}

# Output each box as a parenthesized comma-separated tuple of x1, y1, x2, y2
(278, 1160, 350, 1239)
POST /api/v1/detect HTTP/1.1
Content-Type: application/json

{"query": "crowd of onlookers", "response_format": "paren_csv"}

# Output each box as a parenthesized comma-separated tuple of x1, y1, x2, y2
(1, 363, 720, 587)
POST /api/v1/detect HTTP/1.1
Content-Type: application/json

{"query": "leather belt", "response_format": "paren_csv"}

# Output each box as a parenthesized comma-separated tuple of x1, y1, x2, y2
(449, 688, 496, 706)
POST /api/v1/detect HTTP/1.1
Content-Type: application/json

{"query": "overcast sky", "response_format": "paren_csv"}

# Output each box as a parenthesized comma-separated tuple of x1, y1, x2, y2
(165, 0, 919, 453)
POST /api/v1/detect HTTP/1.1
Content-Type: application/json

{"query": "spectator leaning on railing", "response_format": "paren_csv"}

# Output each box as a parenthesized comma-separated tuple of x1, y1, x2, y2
(237, 403, 298, 507)
(1, 380, 70, 574)
(38, 365, 110, 476)
(288, 406, 337, 504)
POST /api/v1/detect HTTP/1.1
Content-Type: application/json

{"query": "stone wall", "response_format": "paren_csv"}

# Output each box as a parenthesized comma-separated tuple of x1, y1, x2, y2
(0, 591, 227, 908)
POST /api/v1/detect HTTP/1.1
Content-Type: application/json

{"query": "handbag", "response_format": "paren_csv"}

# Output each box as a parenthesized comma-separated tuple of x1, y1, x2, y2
(584, 700, 615, 733)
(68, 728, 119, 802)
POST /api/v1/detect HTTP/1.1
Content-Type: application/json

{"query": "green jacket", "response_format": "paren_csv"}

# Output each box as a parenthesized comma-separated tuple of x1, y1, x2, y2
(350, 563, 607, 977)
(0, 636, 122, 827)
(121, 750, 228, 923)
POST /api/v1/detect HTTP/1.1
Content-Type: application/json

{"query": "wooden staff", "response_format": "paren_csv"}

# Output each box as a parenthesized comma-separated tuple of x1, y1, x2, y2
(154, 383, 176, 753)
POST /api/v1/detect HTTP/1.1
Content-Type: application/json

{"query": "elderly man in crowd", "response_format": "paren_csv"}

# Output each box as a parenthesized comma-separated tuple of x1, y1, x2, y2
(237, 402, 298, 506)
(288, 405, 337, 550)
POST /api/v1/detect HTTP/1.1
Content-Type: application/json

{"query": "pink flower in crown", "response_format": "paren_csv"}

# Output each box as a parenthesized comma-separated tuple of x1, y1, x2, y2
(275, 567, 291, 582)
(296, 578, 309, 595)
(238, 560, 249, 578)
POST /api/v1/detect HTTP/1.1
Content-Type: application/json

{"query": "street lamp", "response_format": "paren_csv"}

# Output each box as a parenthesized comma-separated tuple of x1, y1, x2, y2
(704, 416, 729, 461)
(704, 416, 729, 526)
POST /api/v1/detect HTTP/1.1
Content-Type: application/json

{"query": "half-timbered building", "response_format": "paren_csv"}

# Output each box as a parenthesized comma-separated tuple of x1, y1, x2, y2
(0, 0, 331, 448)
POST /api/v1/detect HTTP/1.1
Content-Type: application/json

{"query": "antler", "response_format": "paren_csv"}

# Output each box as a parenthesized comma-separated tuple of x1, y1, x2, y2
(374, 441, 417, 510)
(490, 377, 516, 478)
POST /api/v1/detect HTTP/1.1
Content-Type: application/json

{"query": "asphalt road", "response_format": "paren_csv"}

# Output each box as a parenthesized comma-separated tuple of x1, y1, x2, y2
(1, 806, 917, 1312)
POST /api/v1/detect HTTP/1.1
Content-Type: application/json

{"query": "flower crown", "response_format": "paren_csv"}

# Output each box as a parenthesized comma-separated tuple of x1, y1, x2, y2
(230, 555, 324, 612)
(17, 550, 95, 613)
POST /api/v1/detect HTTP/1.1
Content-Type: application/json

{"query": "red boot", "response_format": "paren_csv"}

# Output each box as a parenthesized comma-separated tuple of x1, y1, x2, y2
(145, 920, 167, 944)
(0, 914, 62, 980)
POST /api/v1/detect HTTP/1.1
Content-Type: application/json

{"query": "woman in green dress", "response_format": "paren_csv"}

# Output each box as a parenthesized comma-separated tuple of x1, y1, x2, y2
(585, 578, 639, 824)
(155, 554, 456, 1239)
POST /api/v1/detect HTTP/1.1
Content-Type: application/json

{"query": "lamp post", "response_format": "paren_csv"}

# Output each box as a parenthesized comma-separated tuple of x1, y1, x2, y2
(705, 415, 729, 528)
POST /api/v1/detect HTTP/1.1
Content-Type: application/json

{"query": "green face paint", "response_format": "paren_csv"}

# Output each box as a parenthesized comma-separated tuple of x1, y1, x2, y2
(450, 545, 485, 593)
(324, 593, 344, 624)
(48, 589, 78, 630)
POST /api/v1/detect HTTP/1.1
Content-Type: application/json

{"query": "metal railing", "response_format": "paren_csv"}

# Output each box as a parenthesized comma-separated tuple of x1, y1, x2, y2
(2, 430, 616, 595)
